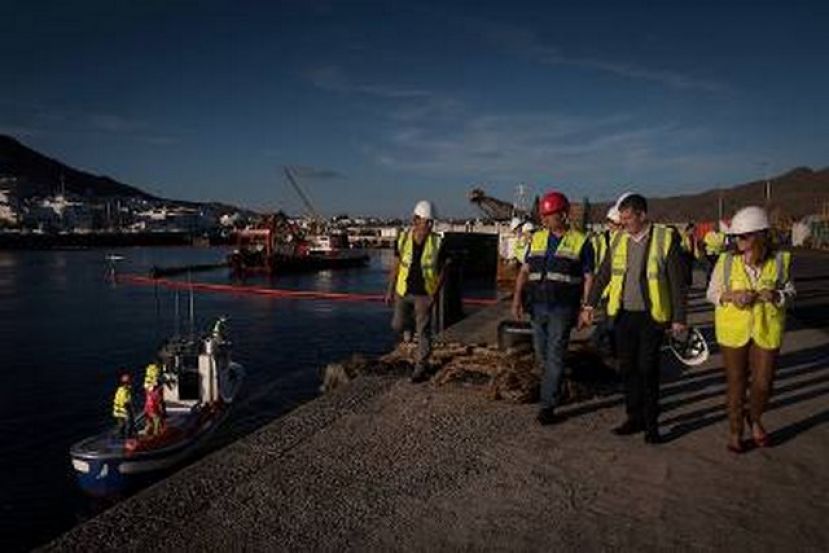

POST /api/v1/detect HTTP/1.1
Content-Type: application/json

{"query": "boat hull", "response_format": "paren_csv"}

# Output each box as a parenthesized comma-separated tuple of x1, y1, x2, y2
(70, 405, 228, 496)
(228, 250, 370, 274)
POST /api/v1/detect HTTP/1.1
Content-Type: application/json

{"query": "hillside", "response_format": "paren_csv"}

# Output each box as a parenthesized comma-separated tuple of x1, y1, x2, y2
(0, 134, 156, 200)
(589, 167, 829, 222)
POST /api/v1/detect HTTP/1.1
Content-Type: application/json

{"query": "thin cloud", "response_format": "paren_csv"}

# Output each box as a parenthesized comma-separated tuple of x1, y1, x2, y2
(474, 18, 726, 92)
(289, 164, 345, 180)
(307, 65, 433, 99)
(368, 108, 733, 196)
(0, 104, 181, 145)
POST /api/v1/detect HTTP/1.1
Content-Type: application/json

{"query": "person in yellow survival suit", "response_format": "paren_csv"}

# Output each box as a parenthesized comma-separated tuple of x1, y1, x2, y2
(384, 200, 449, 383)
(707, 206, 795, 454)
(112, 372, 135, 439)
(143, 362, 165, 436)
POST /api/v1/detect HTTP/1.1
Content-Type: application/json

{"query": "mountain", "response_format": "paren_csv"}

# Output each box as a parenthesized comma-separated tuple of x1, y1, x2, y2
(0, 134, 157, 200)
(589, 167, 829, 223)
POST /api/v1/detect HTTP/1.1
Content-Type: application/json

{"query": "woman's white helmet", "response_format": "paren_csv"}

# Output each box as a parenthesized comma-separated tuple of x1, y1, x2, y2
(728, 206, 769, 235)
(606, 205, 621, 224)
(509, 217, 522, 232)
(521, 221, 536, 233)
(413, 200, 435, 220)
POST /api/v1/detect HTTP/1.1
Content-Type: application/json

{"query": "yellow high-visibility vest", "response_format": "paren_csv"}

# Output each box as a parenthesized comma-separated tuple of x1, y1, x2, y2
(144, 363, 160, 390)
(512, 235, 530, 263)
(396, 230, 442, 296)
(525, 228, 588, 284)
(704, 231, 725, 256)
(714, 251, 791, 349)
(112, 385, 131, 419)
(606, 225, 675, 323)
(590, 232, 608, 269)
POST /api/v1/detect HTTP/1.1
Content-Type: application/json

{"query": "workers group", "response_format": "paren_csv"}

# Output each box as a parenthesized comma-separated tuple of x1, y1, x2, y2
(112, 362, 166, 439)
(387, 193, 793, 452)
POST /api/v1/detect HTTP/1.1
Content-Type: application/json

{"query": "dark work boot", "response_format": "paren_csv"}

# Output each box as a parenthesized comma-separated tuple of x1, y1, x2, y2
(644, 429, 663, 445)
(536, 407, 560, 426)
(410, 364, 428, 383)
(612, 418, 644, 436)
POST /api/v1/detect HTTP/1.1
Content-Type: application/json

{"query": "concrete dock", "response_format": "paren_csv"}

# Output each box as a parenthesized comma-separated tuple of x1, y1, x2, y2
(44, 251, 829, 552)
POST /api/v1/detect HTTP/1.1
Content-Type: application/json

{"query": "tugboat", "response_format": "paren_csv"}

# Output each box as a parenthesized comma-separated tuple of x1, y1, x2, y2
(227, 213, 369, 275)
(69, 317, 244, 496)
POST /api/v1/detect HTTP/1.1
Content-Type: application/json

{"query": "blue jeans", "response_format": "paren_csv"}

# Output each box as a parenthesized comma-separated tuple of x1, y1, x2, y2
(531, 303, 577, 409)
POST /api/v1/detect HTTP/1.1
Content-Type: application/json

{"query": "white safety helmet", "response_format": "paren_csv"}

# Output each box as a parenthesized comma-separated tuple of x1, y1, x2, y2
(606, 205, 621, 224)
(509, 217, 522, 232)
(666, 326, 710, 367)
(522, 221, 536, 233)
(614, 191, 634, 209)
(413, 200, 435, 220)
(728, 206, 769, 235)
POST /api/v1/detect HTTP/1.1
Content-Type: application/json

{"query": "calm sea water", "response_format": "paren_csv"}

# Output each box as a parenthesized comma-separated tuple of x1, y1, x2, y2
(0, 246, 494, 551)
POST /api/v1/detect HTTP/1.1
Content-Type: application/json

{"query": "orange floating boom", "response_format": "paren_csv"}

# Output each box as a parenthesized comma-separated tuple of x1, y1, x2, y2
(117, 274, 498, 306)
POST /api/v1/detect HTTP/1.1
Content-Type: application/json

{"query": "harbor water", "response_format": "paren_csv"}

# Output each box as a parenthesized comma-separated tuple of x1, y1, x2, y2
(0, 246, 494, 551)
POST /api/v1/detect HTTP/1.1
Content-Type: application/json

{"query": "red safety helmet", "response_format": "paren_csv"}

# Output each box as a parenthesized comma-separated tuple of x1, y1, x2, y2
(539, 191, 569, 216)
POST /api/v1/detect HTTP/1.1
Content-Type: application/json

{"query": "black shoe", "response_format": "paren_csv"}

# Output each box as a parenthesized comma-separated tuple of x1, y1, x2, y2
(644, 430, 663, 445)
(612, 419, 644, 436)
(410, 366, 428, 383)
(536, 407, 560, 426)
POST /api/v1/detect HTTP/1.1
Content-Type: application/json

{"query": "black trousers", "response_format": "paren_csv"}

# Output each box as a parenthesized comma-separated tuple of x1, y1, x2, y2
(615, 310, 665, 432)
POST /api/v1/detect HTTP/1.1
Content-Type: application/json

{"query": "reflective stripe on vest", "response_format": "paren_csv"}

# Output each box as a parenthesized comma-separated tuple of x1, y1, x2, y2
(113, 385, 131, 419)
(606, 225, 674, 323)
(714, 250, 790, 349)
(395, 230, 442, 296)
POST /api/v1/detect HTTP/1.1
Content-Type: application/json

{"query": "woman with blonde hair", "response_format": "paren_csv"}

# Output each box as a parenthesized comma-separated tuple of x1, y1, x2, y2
(707, 206, 795, 453)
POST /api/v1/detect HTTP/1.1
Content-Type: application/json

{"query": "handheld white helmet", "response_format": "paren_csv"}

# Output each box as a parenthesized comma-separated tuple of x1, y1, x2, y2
(509, 217, 522, 232)
(728, 206, 769, 235)
(413, 200, 435, 220)
(666, 326, 710, 367)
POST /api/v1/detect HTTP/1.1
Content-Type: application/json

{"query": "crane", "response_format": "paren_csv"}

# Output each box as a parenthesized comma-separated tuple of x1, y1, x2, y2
(468, 188, 532, 221)
(284, 166, 322, 224)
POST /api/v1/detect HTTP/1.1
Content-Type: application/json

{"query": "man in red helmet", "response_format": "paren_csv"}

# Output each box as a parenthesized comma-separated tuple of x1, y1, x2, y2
(512, 190, 594, 425)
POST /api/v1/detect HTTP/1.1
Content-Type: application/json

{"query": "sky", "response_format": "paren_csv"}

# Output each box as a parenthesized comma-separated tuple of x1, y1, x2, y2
(1, 0, 827, 218)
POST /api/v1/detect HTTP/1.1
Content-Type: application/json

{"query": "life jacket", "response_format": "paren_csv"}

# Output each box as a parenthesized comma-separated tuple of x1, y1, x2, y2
(144, 363, 160, 390)
(396, 230, 442, 296)
(525, 228, 588, 305)
(714, 251, 791, 349)
(113, 385, 131, 419)
(605, 224, 675, 323)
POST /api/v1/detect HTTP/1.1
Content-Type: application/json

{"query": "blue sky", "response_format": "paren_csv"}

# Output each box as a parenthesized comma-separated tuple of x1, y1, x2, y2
(1, 0, 827, 217)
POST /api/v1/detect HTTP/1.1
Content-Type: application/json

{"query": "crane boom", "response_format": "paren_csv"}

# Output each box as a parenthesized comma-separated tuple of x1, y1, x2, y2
(284, 166, 321, 222)
(468, 188, 529, 221)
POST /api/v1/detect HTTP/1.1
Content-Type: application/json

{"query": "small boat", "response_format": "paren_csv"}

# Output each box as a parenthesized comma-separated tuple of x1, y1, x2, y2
(69, 317, 244, 496)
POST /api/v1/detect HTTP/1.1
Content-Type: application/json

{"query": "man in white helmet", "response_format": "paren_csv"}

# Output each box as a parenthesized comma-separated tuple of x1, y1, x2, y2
(385, 200, 448, 383)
